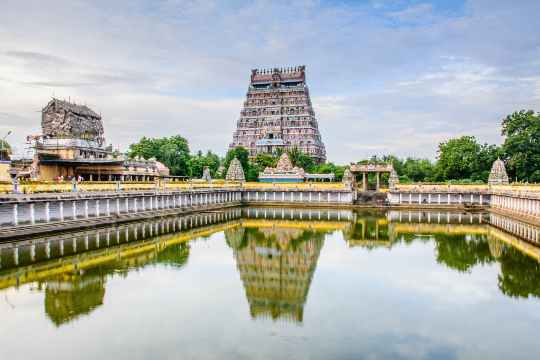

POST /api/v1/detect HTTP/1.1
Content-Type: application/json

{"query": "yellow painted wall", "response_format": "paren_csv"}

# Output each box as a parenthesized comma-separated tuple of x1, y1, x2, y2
(0, 162, 10, 182)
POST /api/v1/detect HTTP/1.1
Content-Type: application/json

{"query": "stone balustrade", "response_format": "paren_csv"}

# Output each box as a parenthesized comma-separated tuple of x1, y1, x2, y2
(0, 188, 242, 230)
(242, 188, 353, 205)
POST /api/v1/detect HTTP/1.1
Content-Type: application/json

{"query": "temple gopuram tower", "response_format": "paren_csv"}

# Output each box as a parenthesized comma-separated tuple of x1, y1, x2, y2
(230, 66, 326, 163)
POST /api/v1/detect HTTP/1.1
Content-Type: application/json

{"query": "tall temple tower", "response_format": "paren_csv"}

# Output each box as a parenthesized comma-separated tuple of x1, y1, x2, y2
(230, 66, 326, 163)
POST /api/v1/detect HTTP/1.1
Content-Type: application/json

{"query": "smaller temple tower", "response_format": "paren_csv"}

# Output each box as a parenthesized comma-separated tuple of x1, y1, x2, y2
(488, 158, 509, 185)
(226, 157, 245, 181)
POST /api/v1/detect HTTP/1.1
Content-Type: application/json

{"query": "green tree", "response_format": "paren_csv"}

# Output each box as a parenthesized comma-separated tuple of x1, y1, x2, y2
(253, 153, 278, 169)
(128, 135, 191, 176)
(311, 162, 346, 181)
(0, 139, 11, 161)
(435, 136, 483, 181)
(288, 147, 315, 172)
(501, 110, 540, 182)
(402, 158, 435, 182)
(190, 150, 221, 178)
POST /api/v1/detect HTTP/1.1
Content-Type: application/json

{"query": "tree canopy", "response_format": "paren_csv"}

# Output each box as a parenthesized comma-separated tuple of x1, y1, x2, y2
(0, 139, 11, 160)
(501, 110, 540, 182)
(128, 135, 191, 176)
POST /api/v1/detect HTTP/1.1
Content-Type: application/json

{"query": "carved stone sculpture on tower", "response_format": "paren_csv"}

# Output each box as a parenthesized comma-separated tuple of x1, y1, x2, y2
(226, 157, 245, 182)
(488, 158, 509, 185)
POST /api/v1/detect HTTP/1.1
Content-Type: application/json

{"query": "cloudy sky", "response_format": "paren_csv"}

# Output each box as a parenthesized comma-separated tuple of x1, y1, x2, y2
(0, 0, 539, 163)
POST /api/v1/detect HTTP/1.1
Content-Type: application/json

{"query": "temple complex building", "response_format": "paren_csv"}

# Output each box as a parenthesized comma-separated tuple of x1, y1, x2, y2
(230, 66, 326, 163)
(27, 98, 168, 181)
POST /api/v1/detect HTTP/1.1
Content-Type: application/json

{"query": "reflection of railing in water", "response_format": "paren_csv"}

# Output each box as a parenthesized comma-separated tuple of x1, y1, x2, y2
(489, 212, 540, 246)
(242, 207, 354, 222)
(386, 209, 540, 262)
(387, 210, 487, 224)
(0, 208, 243, 289)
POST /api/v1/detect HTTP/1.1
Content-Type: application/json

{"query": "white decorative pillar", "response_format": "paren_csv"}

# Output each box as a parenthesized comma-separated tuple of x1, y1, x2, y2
(12, 203, 18, 226)
(29, 204, 35, 224)
(72, 201, 77, 219)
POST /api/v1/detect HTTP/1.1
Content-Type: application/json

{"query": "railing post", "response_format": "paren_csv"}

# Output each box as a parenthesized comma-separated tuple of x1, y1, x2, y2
(12, 203, 18, 226)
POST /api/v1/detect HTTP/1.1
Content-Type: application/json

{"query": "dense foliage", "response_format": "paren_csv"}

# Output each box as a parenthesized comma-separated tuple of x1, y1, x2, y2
(501, 110, 540, 182)
(128, 136, 191, 176)
(0, 139, 11, 160)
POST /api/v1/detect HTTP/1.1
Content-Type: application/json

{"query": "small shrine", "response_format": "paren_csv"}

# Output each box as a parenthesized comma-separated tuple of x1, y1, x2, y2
(488, 158, 509, 185)
(258, 153, 305, 183)
(226, 157, 245, 182)
(202, 166, 212, 182)
(342, 168, 355, 189)
(388, 169, 400, 190)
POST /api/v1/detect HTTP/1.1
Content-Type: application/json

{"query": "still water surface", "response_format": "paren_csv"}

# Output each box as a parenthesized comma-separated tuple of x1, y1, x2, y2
(1, 207, 540, 360)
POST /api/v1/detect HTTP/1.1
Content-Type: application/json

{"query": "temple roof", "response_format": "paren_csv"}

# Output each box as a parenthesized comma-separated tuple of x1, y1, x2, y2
(250, 66, 305, 85)
(44, 98, 101, 119)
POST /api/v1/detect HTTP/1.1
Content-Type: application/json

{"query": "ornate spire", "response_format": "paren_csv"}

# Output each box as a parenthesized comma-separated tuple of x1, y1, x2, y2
(488, 158, 509, 185)
(389, 168, 400, 190)
(226, 157, 245, 181)
(276, 153, 293, 172)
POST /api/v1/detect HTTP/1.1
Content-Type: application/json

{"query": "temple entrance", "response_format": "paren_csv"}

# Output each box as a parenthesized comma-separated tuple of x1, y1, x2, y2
(349, 163, 396, 192)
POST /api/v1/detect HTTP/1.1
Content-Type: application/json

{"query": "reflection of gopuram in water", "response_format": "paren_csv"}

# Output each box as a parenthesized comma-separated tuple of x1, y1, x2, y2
(226, 208, 348, 323)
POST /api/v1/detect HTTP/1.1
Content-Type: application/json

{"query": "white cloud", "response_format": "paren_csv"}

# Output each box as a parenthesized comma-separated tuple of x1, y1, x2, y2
(0, 0, 539, 163)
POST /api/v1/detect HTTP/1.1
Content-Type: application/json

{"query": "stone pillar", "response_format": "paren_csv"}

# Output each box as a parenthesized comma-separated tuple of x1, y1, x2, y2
(116, 198, 121, 215)
(125, 198, 129, 213)
(133, 198, 138, 213)
(59, 201, 64, 221)
(362, 173, 367, 192)
(106, 199, 111, 216)
(96, 199, 100, 217)
(84, 200, 89, 218)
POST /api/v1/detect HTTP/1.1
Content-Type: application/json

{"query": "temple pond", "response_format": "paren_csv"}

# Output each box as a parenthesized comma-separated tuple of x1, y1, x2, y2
(1, 207, 540, 360)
